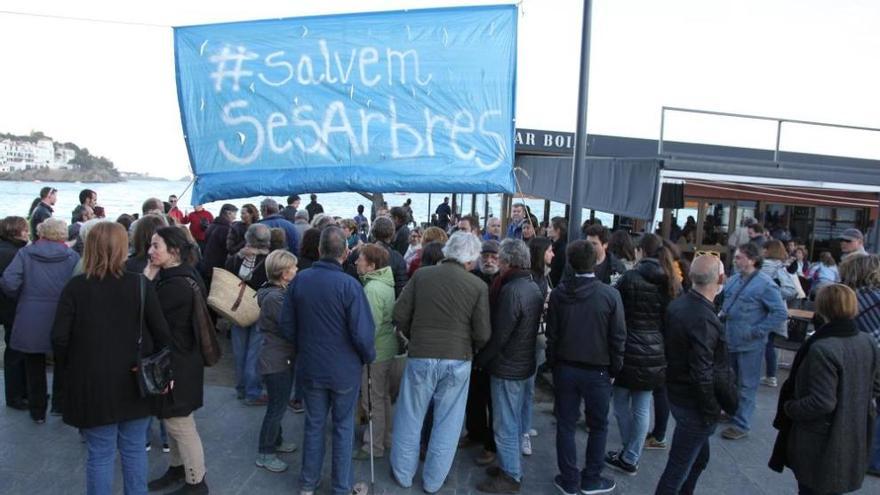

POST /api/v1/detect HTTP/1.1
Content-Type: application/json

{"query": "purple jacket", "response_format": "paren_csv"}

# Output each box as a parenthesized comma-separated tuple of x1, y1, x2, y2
(0, 240, 79, 353)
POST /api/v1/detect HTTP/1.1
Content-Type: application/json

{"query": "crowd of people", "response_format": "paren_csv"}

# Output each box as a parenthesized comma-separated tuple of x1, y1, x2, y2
(1, 188, 879, 495)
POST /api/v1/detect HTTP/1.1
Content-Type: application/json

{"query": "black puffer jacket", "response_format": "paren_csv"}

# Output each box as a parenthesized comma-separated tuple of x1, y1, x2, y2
(474, 271, 544, 380)
(614, 258, 668, 390)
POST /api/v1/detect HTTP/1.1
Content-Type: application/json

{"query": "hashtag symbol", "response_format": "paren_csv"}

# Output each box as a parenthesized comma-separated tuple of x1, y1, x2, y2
(209, 45, 258, 92)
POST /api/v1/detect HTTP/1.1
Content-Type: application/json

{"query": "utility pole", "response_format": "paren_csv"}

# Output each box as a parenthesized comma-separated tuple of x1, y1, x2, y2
(567, 0, 593, 243)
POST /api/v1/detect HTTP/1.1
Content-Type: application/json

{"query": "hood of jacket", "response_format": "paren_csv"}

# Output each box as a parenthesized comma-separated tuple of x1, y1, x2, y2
(361, 266, 394, 288)
(257, 283, 285, 306)
(557, 274, 603, 303)
(635, 258, 667, 286)
(761, 258, 785, 275)
(211, 216, 231, 227)
(26, 240, 76, 264)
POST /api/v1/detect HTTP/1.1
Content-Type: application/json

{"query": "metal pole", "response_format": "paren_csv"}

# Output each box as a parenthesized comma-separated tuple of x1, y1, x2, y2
(774, 120, 783, 163)
(427, 193, 432, 225)
(567, 0, 593, 243)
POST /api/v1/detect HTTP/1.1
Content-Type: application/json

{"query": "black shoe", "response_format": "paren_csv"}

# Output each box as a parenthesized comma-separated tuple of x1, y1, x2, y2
(476, 472, 520, 493)
(485, 465, 501, 477)
(604, 452, 638, 476)
(167, 478, 209, 495)
(148, 465, 185, 491)
(6, 399, 28, 411)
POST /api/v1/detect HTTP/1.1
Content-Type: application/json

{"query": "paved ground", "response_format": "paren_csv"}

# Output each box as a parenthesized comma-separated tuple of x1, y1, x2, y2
(1, 340, 878, 494)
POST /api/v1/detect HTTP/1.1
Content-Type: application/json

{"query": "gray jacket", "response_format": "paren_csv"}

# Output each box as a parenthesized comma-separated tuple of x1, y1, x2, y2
(784, 322, 880, 493)
(257, 284, 295, 375)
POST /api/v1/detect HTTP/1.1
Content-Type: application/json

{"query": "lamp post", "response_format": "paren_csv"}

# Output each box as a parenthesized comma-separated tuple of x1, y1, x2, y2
(567, 0, 593, 243)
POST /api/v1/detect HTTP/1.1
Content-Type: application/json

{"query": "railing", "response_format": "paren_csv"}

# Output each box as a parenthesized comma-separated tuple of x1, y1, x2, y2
(658, 106, 880, 163)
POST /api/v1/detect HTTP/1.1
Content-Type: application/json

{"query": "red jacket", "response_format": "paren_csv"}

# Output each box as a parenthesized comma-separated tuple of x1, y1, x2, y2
(183, 210, 214, 242)
(168, 207, 185, 224)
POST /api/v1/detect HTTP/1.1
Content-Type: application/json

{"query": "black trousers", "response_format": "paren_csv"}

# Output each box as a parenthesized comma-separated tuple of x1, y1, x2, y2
(3, 324, 27, 404)
(465, 367, 496, 452)
(23, 353, 64, 419)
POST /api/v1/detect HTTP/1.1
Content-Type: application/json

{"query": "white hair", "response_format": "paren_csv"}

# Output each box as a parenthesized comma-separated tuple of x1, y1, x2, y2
(498, 238, 531, 269)
(36, 218, 69, 241)
(442, 231, 482, 264)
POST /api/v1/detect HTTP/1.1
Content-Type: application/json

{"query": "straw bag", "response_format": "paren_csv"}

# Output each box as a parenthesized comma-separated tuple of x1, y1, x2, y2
(207, 267, 260, 327)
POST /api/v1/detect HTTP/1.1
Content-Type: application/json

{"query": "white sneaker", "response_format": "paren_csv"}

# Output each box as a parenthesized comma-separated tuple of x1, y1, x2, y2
(521, 434, 533, 456)
(528, 428, 538, 437)
(761, 377, 778, 387)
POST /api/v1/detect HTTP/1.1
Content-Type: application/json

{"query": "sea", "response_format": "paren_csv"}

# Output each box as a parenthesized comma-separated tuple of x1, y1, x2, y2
(0, 179, 608, 226)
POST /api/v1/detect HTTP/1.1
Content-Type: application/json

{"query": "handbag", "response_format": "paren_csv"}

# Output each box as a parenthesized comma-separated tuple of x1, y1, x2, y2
(207, 267, 260, 327)
(135, 275, 173, 397)
(185, 276, 223, 367)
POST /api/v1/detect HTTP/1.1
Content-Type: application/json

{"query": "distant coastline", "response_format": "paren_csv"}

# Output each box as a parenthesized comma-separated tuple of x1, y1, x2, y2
(0, 168, 125, 183)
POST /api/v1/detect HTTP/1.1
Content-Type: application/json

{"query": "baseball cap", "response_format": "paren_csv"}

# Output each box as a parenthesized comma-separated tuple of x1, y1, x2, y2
(838, 228, 864, 242)
(481, 239, 500, 254)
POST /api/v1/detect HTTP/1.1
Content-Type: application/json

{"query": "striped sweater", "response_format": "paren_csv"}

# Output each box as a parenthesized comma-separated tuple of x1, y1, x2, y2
(854, 287, 880, 347)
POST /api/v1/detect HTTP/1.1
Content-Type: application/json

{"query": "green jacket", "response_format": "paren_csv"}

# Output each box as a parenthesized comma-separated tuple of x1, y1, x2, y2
(361, 266, 397, 362)
(393, 260, 491, 360)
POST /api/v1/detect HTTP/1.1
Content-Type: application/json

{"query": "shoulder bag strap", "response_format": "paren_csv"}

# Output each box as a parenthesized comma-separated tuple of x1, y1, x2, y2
(722, 272, 757, 314)
(137, 274, 145, 357)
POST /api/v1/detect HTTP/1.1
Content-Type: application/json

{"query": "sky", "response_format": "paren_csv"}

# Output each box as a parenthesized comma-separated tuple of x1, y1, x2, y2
(1, 0, 878, 179)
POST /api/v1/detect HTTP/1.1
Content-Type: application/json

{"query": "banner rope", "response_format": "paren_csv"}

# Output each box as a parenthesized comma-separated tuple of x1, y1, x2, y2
(0, 9, 171, 28)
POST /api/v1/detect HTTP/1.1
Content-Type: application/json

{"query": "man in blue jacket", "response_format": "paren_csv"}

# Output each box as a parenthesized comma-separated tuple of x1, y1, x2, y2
(259, 198, 301, 256)
(720, 243, 787, 440)
(280, 227, 375, 495)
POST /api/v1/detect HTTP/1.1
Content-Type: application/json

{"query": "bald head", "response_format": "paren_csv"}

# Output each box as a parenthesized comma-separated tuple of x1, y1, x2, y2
(690, 255, 722, 287)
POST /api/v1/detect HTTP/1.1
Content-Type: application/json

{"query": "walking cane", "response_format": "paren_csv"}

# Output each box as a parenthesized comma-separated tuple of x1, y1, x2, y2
(367, 363, 375, 490)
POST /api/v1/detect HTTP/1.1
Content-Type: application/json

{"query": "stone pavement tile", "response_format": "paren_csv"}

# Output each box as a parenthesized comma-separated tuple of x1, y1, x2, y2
(2, 373, 880, 494)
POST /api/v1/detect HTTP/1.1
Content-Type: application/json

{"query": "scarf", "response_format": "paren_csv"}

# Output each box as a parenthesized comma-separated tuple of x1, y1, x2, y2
(489, 268, 531, 309)
(768, 319, 859, 472)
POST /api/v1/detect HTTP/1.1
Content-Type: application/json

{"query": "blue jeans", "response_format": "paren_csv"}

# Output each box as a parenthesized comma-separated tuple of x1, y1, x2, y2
(553, 365, 613, 493)
(869, 402, 880, 471)
(145, 417, 167, 444)
(729, 348, 764, 431)
(520, 373, 536, 436)
(390, 358, 471, 493)
(612, 387, 652, 465)
(259, 368, 294, 454)
(231, 323, 264, 400)
(654, 402, 716, 495)
(765, 334, 778, 378)
(491, 376, 529, 481)
(299, 380, 360, 495)
(82, 417, 150, 495)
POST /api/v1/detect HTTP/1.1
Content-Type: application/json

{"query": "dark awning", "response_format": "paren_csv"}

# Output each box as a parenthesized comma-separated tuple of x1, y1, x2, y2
(514, 156, 662, 220)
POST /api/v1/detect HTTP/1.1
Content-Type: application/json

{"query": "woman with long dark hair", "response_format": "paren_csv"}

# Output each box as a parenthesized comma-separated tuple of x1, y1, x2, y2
(145, 226, 210, 494)
(52, 222, 170, 494)
(548, 217, 567, 287)
(519, 236, 554, 455)
(608, 230, 637, 271)
(126, 214, 168, 274)
(606, 233, 679, 474)
(226, 203, 259, 255)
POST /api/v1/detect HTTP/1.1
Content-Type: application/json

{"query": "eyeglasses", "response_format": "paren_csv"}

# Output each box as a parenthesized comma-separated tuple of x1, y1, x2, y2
(839, 239, 853, 243)
(695, 250, 720, 258)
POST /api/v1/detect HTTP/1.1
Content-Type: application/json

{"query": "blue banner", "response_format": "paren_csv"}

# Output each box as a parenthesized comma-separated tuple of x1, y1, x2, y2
(174, 5, 518, 204)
